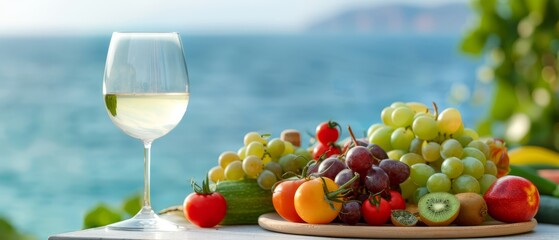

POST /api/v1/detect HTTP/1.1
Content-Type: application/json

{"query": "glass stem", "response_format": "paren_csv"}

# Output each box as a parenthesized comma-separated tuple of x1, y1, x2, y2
(143, 141, 153, 210)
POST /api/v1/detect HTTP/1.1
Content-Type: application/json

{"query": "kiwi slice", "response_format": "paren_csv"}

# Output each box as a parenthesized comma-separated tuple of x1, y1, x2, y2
(454, 192, 488, 226)
(418, 192, 460, 226)
(391, 210, 418, 227)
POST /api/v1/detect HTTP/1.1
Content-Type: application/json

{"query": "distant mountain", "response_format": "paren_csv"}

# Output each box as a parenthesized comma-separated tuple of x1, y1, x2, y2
(307, 3, 473, 34)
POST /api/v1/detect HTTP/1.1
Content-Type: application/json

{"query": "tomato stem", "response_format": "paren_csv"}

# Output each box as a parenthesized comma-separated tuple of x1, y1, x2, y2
(367, 191, 384, 209)
(191, 175, 214, 195)
(320, 172, 360, 210)
(328, 120, 342, 136)
(329, 172, 360, 197)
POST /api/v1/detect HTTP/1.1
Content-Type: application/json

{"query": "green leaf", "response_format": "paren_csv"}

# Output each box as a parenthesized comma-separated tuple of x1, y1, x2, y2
(489, 80, 517, 121)
(526, 0, 546, 16)
(476, 118, 493, 137)
(0, 216, 35, 240)
(0, 217, 16, 234)
(508, 0, 528, 19)
(463, 0, 559, 149)
(460, 30, 488, 54)
(83, 203, 122, 229)
(122, 193, 142, 216)
(105, 94, 117, 117)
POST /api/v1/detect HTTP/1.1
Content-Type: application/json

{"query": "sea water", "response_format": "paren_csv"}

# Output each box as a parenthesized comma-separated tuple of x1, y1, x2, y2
(0, 33, 485, 239)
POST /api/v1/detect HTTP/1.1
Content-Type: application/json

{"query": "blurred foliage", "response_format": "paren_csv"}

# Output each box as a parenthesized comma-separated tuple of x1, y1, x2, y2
(461, 0, 559, 150)
(0, 216, 35, 240)
(83, 193, 141, 229)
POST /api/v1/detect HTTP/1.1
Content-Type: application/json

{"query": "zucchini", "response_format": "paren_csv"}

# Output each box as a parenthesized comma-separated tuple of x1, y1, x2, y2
(535, 195, 559, 224)
(215, 179, 275, 225)
(508, 165, 559, 198)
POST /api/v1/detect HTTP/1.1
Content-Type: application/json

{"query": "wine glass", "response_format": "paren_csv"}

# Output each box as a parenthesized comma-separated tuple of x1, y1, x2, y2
(102, 32, 189, 231)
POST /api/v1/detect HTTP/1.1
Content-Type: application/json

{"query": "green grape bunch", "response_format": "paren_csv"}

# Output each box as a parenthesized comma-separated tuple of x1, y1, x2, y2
(367, 102, 498, 202)
(207, 131, 311, 190)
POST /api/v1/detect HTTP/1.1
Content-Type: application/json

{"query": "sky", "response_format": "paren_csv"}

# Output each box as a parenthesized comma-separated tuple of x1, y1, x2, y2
(0, 0, 467, 35)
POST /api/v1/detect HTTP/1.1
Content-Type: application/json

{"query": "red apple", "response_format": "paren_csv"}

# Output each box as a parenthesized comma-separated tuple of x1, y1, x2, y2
(483, 175, 539, 223)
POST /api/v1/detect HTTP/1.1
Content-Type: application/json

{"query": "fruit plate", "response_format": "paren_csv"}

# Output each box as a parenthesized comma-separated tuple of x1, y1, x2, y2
(258, 213, 537, 239)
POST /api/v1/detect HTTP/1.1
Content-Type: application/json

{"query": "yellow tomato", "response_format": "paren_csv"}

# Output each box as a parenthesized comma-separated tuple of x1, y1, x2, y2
(293, 177, 341, 224)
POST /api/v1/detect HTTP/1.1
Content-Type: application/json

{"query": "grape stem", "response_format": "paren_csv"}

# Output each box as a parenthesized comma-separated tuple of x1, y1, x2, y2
(337, 125, 358, 159)
(260, 133, 271, 142)
(432, 101, 439, 119)
(347, 125, 359, 147)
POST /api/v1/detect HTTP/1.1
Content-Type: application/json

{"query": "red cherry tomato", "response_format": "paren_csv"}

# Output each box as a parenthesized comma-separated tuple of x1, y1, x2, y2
(183, 178, 227, 228)
(313, 142, 341, 160)
(316, 121, 341, 145)
(387, 190, 406, 210)
(361, 195, 391, 226)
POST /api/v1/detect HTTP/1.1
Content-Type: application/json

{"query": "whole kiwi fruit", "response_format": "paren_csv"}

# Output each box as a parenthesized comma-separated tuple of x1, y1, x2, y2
(418, 192, 460, 226)
(454, 192, 487, 225)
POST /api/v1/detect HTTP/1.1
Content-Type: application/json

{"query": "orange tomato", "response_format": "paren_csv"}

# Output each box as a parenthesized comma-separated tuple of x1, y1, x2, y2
(272, 179, 306, 223)
(294, 177, 341, 224)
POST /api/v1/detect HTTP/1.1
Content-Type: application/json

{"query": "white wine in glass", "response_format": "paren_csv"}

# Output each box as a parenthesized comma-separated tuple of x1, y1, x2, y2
(103, 32, 189, 231)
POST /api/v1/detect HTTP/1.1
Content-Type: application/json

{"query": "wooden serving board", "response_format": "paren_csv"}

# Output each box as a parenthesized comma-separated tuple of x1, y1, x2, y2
(258, 213, 537, 239)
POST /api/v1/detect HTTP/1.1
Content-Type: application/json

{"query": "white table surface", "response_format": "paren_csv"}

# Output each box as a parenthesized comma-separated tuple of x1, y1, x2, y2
(49, 211, 559, 240)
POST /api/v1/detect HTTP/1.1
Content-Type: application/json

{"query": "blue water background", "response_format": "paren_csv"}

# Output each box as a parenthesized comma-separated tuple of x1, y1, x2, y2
(0, 34, 485, 239)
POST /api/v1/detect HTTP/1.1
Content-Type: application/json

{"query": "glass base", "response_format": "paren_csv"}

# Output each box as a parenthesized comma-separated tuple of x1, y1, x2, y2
(107, 206, 181, 231)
